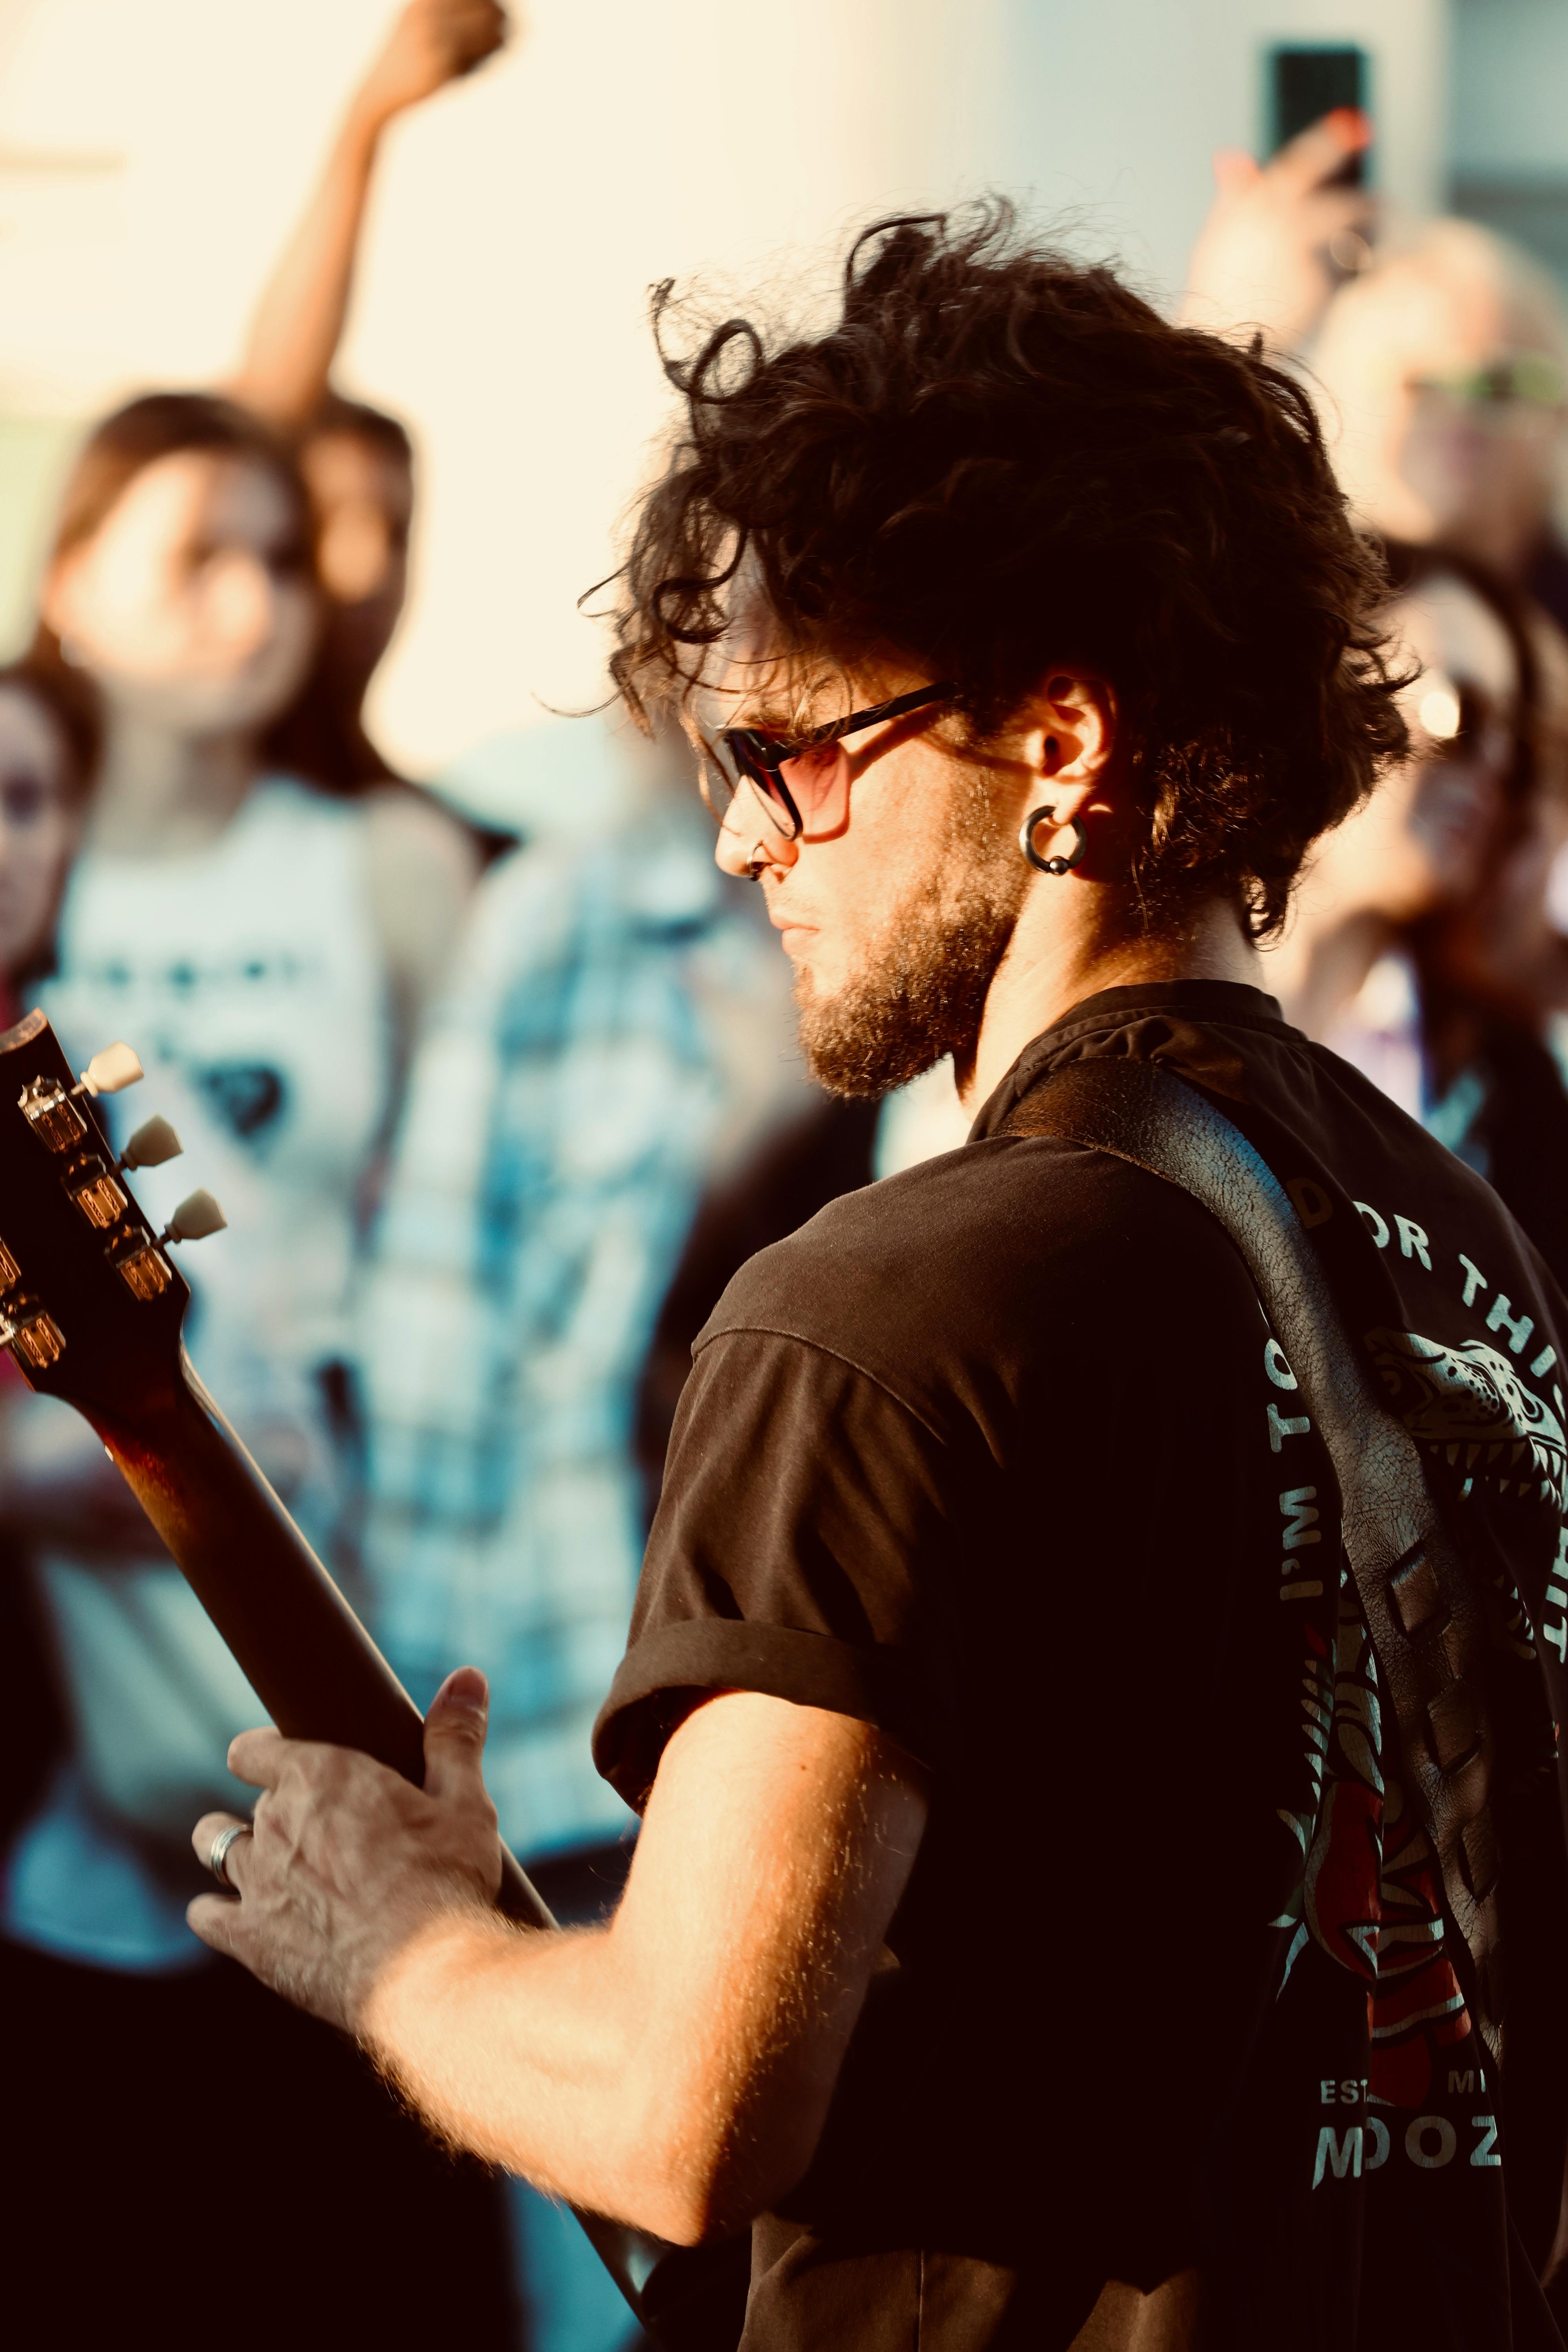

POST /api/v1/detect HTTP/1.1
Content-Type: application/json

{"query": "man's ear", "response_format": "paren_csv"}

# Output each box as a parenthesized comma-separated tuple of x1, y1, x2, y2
(1019, 671, 1118, 806)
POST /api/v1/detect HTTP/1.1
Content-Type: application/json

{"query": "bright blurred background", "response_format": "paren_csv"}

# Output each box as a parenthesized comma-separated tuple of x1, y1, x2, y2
(0, 0, 1503, 797)
(11, 8, 1568, 2349)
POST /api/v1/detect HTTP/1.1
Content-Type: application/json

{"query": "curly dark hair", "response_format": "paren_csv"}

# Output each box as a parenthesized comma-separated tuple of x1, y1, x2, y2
(610, 203, 1408, 935)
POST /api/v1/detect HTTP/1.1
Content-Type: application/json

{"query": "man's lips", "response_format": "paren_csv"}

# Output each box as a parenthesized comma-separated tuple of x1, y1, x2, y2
(767, 906, 816, 947)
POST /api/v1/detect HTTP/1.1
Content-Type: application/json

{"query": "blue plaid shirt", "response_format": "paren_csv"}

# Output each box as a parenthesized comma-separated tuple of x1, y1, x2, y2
(357, 797, 798, 1860)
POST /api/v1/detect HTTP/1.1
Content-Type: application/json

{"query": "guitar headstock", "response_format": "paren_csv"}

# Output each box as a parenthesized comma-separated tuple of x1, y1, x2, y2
(0, 1009, 221, 1422)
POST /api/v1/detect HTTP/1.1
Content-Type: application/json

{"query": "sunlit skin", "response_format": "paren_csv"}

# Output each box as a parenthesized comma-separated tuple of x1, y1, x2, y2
(191, 1675, 926, 2245)
(0, 688, 80, 982)
(710, 654, 1258, 1111)
(1178, 108, 1374, 352)
(48, 452, 316, 734)
(42, 450, 318, 857)
(232, 0, 512, 430)
(1263, 576, 1517, 1041)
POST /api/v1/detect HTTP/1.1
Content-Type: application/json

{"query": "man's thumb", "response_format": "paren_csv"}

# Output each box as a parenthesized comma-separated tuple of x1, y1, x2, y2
(424, 1665, 490, 1797)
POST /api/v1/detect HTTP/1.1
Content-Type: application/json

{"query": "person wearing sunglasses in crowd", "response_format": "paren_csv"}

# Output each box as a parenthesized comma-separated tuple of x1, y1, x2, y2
(1312, 223, 1568, 630)
(184, 211, 1568, 2351)
(1180, 106, 1568, 628)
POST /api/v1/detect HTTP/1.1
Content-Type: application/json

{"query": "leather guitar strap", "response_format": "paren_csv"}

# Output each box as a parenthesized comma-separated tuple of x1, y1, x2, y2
(1002, 1057, 1510, 2060)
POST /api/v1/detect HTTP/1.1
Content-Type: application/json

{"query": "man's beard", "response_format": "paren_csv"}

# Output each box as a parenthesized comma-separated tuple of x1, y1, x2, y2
(795, 778, 1029, 1098)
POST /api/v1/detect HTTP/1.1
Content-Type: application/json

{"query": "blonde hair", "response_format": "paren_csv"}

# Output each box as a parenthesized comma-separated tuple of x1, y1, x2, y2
(1311, 220, 1568, 541)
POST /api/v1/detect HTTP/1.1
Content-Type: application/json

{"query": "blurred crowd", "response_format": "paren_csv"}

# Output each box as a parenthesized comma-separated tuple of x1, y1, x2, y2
(1184, 106, 1568, 1283)
(5, 13, 1568, 2351)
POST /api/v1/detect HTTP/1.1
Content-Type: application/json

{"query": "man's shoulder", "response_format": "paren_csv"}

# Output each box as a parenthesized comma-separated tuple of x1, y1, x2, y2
(699, 1131, 1258, 1412)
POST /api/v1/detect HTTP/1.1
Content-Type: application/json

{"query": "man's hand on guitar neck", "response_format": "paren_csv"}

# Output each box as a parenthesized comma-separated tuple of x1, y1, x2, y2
(189, 1678, 927, 2244)
(191, 1667, 505, 2030)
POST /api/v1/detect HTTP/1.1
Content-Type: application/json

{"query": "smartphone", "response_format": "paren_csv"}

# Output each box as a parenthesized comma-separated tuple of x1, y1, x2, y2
(1268, 44, 1370, 185)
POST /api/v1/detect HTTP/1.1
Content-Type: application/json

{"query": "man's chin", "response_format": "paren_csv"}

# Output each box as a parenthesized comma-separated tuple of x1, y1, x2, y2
(795, 969, 967, 1100)
(787, 780, 1025, 1097)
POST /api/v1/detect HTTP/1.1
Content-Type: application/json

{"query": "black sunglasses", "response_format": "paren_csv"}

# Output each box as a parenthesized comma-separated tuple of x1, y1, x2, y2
(702, 681, 957, 841)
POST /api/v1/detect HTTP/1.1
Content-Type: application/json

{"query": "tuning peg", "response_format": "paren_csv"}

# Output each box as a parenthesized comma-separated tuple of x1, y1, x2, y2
(160, 1188, 227, 1245)
(118, 1114, 183, 1172)
(73, 1042, 143, 1099)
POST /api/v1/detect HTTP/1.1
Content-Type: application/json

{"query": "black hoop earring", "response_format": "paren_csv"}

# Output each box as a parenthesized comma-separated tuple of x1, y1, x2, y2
(1020, 806, 1088, 877)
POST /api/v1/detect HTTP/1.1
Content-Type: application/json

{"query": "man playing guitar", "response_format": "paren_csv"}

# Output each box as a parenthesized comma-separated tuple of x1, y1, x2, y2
(187, 209, 1568, 2348)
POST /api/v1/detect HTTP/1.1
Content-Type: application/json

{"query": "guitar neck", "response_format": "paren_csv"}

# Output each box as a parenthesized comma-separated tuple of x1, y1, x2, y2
(85, 1355, 682, 2319)
(0, 1004, 701, 2340)
(89, 1356, 554, 1930)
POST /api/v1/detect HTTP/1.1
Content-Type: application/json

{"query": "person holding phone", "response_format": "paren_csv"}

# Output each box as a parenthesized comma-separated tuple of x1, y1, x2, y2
(1180, 74, 1568, 630)
(1180, 103, 1374, 350)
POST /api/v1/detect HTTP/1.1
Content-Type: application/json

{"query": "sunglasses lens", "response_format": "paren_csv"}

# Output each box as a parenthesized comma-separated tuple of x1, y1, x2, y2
(709, 734, 802, 838)
(734, 740, 798, 833)
(776, 741, 849, 835)
(707, 730, 855, 840)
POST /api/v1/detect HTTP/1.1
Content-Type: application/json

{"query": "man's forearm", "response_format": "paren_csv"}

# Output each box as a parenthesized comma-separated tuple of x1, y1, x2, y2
(190, 1689, 927, 2248)
(361, 1910, 711, 2242)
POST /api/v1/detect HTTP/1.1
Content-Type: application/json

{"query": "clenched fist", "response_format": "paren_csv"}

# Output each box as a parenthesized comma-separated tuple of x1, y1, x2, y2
(355, 0, 513, 131)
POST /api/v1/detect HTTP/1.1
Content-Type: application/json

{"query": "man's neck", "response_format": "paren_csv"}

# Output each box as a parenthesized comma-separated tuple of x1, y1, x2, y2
(87, 717, 260, 858)
(958, 890, 1259, 1114)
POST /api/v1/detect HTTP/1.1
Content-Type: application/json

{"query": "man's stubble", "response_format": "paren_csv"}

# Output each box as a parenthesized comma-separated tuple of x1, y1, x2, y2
(794, 771, 1029, 1098)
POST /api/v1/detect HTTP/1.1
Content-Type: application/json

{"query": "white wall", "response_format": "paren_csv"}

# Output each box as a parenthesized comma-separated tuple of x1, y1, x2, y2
(0, 0, 1449, 777)
(1452, 0, 1568, 179)
(996, 0, 1448, 299)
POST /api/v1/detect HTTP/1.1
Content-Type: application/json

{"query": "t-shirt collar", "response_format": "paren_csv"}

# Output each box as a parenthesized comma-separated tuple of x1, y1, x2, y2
(967, 978, 1293, 1142)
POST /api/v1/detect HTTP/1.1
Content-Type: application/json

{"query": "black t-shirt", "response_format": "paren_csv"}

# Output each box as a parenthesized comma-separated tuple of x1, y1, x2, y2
(593, 982, 1568, 2352)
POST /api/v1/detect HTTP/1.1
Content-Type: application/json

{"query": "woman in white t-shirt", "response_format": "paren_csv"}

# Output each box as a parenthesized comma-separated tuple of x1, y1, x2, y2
(0, 391, 513, 2334)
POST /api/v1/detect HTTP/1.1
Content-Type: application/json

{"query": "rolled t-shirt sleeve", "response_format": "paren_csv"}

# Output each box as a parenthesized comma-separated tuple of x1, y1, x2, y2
(592, 1325, 965, 1809)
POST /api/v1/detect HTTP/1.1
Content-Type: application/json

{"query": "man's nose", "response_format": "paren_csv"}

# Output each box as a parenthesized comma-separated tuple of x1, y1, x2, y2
(714, 779, 795, 878)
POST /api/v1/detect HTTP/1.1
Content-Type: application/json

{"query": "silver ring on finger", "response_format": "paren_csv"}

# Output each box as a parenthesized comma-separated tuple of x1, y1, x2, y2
(208, 1822, 253, 1892)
